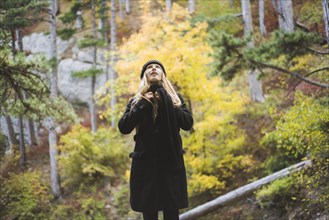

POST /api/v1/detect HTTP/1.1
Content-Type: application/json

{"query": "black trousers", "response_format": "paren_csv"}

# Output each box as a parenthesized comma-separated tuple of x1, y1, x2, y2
(143, 209, 179, 220)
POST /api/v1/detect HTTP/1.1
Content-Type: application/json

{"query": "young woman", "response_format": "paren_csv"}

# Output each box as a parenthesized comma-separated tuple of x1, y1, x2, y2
(118, 60, 193, 220)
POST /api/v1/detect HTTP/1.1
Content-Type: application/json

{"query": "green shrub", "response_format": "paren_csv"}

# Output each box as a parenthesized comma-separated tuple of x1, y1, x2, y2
(51, 196, 106, 220)
(113, 184, 130, 217)
(0, 171, 51, 220)
(256, 176, 296, 209)
(58, 125, 129, 189)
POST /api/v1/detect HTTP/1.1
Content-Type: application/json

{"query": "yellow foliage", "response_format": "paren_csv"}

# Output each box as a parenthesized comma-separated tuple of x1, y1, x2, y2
(188, 173, 225, 195)
(98, 3, 248, 198)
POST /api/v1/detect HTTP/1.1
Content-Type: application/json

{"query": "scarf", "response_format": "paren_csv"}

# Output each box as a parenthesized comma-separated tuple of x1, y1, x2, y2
(150, 83, 181, 165)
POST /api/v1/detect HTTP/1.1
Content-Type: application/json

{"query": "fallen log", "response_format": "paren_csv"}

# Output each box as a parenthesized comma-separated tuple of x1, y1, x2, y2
(179, 160, 312, 220)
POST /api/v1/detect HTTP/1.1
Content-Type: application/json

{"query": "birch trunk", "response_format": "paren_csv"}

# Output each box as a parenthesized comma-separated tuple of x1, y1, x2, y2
(188, 0, 195, 13)
(241, 0, 265, 102)
(110, 0, 118, 128)
(55, 0, 60, 15)
(119, 0, 124, 20)
(166, 0, 172, 12)
(126, 0, 130, 14)
(277, 0, 294, 32)
(323, 0, 329, 48)
(90, 0, 97, 133)
(259, 0, 267, 36)
(48, 0, 61, 198)
(180, 160, 311, 220)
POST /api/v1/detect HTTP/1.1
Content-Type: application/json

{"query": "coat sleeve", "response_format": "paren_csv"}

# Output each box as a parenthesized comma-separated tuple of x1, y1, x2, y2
(118, 98, 153, 134)
(175, 93, 194, 131)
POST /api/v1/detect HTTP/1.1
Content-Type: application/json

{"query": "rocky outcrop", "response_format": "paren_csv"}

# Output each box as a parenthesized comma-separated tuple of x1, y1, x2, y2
(21, 32, 109, 104)
(58, 59, 107, 103)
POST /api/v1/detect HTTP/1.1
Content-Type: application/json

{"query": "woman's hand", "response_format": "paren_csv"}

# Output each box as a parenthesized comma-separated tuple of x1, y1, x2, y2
(144, 91, 154, 101)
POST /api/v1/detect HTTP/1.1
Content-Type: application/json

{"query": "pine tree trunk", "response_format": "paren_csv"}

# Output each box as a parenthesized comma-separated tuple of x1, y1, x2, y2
(7, 31, 18, 152)
(126, 0, 130, 14)
(110, 0, 118, 128)
(259, 0, 267, 36)
(119, 0, 124, 20)
(18, 116, 26, 168)
(323, 0, 329, 48)
(90, 0, 97, 133)
(10, 29, 16, 58)
(241, 0, 265, 103)
(14, 29, 26, 168)
(188, 0, 195, 13)
(98, 20, 103, 40)
(101, 0, 110, 81)
(166, 0, 172, 12)
(75, 0, 83, 29)
(277, 0, 294, 32)
(17, 28, 38, 147)
(5, 116, 17, 152)
(48, 0, 61, 198)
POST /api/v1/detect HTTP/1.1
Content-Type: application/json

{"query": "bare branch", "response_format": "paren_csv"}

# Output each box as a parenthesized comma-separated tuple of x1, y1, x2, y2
(251, 60, 329, 89)
(307, 47, 329, 55)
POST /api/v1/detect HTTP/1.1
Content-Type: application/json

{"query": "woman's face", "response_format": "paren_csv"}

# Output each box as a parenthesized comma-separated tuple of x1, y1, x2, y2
(144, 63, 164, 83)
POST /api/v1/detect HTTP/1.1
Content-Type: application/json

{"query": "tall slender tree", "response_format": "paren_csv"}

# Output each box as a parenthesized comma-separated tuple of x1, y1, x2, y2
(259, 0, 267, 36)
(241, 0, 265, 103)
(272, 0, 294, 32)
(48, 0, 61, 198)
(15, 29, 26, 168)
(4, 116, 18, 153)
(110, 0, 118, 128)
(119, 0, 124, 20)
(126, 0, 130, 14)
(16, 28, 38, 148)
(90, 0, 98, 133)
(323, 0, 329, 48)
(1, 0, 46, 151)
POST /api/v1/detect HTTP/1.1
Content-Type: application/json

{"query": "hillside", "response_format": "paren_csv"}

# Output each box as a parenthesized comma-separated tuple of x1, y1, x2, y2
(0, 0, 328, 219)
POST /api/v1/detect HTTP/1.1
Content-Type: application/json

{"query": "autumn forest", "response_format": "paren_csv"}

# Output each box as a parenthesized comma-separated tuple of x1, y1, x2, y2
(0, 0, 328, 219)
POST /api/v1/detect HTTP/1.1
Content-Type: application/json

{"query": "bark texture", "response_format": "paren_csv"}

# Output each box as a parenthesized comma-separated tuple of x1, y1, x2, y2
(48, 0, 61, 198)
(241, 0, 265, 103)
(323, 0, 329, 48)
(259, 0, 267, 35)
(110, 0, 118, 128)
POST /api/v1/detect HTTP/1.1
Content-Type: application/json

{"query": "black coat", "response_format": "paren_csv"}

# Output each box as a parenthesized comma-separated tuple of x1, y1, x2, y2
(118, 93, 193, 212)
